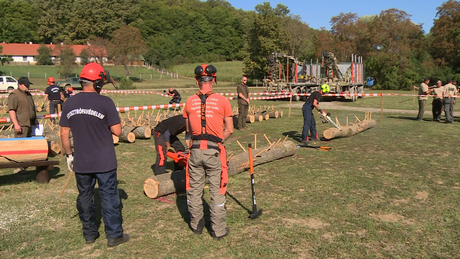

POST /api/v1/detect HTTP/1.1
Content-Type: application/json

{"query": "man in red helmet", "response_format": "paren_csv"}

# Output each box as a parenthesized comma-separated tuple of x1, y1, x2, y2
(183, 64, 233, 240)
(59, 63, 129, 247)
(42, 76, 64, 124)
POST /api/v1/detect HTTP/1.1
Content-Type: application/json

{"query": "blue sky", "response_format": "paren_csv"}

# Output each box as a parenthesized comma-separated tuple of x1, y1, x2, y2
(226, 0, 447, 33)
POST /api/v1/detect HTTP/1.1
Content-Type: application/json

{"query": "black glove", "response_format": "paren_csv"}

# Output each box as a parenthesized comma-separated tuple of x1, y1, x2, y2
(319, 109, 323, 113)
(327, 112, 331, 117)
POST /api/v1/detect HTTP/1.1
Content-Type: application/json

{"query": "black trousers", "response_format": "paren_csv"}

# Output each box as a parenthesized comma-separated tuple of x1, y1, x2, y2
(49, 100, 62, 123)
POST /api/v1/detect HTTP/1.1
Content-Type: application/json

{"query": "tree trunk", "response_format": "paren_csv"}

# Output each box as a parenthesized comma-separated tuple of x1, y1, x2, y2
(268, 111, 279, 118)
(119, 131, 135, 143)
(144, 140, 297, 199)
(323, 119, 376, 140)
(124, 126, 151, 139)
(246, 115, 255, 123)
(0, 137, 48, 166)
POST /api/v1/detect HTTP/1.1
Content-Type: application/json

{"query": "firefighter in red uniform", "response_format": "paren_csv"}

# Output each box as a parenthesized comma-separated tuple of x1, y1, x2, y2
(183, 64, 233, 240)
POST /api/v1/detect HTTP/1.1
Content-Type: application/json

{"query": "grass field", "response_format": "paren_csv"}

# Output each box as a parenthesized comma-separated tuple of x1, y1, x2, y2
(1, 88, 459, 258)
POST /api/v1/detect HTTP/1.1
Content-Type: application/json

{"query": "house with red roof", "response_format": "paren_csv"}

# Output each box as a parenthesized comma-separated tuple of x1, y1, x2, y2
(0, 42, 106, 64)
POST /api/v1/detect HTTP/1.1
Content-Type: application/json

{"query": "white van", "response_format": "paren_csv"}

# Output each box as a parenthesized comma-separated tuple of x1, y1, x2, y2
(0, 76, 19, 91)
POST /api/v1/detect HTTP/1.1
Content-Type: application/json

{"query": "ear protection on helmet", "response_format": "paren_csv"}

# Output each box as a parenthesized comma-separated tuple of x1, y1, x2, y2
(79, 62, 107, 90)
(194, 64, 217, 81)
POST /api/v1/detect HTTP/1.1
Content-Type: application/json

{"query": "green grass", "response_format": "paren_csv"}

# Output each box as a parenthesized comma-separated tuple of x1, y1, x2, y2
(1, 89, 460, 258)
(173, 61, 245, 83)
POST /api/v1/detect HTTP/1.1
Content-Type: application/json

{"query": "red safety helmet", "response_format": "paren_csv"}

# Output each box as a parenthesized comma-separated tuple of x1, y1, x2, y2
(80, 62, 106, 89)
(194, 64, 217, 82)
(47, 77, 55, 85)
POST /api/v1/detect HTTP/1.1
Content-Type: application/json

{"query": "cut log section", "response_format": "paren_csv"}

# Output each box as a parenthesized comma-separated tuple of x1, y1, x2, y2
(323, 119, 376, 140)
(0, 137, 49, 166)
(119, 131, 135, 143)
(144, 140, 297, 199)
(246, 115, 255, 123)
(124, 126, 151, 139)
(112, 134, 119, 145)
(268, 111, 279, 118)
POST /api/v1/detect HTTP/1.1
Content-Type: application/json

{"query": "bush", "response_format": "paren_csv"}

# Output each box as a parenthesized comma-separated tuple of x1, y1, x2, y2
(118, 77, 136, 89)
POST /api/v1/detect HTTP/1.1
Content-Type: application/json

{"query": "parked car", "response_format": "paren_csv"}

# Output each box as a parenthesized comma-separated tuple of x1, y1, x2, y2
(0, 76, 18, 91)
(57, 77, 82, 90)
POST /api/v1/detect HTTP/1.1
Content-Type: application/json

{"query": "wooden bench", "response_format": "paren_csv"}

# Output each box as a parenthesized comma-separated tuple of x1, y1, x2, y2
(0, 160, 60, 183)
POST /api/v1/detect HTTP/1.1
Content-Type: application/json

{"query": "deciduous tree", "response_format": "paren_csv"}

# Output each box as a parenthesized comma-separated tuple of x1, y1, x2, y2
(109, 25, 147, 77)
(36, 44, 53, 65)
(57, 44, 76, 78)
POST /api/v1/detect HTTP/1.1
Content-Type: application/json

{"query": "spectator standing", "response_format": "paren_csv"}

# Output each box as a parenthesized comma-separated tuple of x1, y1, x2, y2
(417, 77, 432, 121)
(443, 79, 457, 123)
(8, 77, 37, 138)
(237, 76, 250, 130)
(432, 80, 444, 122)
(183, 64, 233, 240)
(59, 63, 129, 247)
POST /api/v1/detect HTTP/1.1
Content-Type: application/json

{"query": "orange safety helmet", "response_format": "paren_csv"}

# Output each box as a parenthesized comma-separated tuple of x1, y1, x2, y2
(80, 62, 106, 89)
(194, 64, 217, 82)
(47, 77, 55, 85)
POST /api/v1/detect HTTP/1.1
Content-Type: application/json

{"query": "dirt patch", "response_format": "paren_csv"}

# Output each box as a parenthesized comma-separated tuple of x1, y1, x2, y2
(282, 217, 330, 229)
(370, 212, 404, 223)
(415, 191, 429, 200)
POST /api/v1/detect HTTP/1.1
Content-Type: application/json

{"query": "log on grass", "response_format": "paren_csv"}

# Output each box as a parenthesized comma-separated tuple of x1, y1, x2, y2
(253, 113, 263, 122)
(124, 126, 151, 139)
(0, 137, 48, 165)
(45, 134, 61, 155)
(143, 140, 297, 199)
(278, 110, 283, 117)
(268, 111, 279, 118)
(322, 119, 376, 140)
(261, 111, 270, 120)
(119, 130, 135, 143)
(113, 134, 119, 145)
(246, 115, 255, 123)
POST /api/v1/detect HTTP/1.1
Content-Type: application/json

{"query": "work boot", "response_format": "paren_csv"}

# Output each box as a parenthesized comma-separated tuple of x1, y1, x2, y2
(85, 233, 100, 245)
(211, 227, 230, 240)
(191, 218, 205, 235)
(107, 233, 130, 247)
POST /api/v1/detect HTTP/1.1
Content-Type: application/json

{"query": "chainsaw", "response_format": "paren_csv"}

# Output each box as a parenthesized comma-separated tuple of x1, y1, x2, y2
(318, 110, 341, 129)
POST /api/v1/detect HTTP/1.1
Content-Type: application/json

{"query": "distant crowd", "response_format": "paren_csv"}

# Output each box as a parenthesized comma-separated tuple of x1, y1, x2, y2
(415, 78, 458, 123)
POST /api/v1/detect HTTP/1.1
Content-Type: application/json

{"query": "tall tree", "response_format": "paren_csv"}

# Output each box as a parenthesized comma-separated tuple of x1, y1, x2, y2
(281, 14, 314, 60)
(329, 12, 359, 62)
(243, 2, 290, 79)
(109, 25, 147, 77)
(430, 0, 460, 71)
(79, 48, 90, 66)
(88, 37, 109, 65)
(57, 44, 76, 78)
(36, 44, 53, 65)
(0, 0, 40, 43)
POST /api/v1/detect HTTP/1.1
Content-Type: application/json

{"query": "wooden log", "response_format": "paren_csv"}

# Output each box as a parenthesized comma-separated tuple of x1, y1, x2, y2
(253, 113, 263, 122)
(268, 111, 279, 118)
(323, 119, 376, 140)
(0, 137, 48, 166)
(124, 126, 151, 139)
(143, 140, 297, 199)
(261, 111, 270, 120)
(279, 110, 283, 117)
(246, 115, 255, 123)
(119, 131, 135, 143)
(47, 140, 61, 155)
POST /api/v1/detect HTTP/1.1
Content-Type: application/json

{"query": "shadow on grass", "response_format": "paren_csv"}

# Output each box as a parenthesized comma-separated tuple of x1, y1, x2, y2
(226, 191, 252, 215)
(0, 166, 64, 186)
(388, 115, 430, 121)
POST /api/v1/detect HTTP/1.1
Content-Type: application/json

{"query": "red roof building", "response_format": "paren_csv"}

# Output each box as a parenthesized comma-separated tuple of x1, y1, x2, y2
(0, 42, 105, 64)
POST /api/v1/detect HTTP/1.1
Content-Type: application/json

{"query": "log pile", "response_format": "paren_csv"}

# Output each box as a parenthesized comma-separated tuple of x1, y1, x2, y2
(143, 140, 297, 199)
(322, 112, 376, 140)
(232, 105, 283, 125)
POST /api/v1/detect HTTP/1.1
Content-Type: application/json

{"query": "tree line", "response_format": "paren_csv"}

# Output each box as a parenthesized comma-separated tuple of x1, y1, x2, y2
(0, 0, 459, 89)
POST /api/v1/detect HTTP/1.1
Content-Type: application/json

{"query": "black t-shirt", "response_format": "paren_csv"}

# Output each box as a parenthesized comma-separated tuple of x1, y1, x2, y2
(169, 89, 181, 100)
(154, 115, 186, 136)
(59, 92, 121, 173)
(45, 85, 62, 101)
(306, 91, 322, 107)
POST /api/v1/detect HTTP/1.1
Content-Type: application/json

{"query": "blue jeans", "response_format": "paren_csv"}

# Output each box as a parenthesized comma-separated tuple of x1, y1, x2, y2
(302, 102, 317, 141)
(75, 169, 123, 240)
(169, 98, 181, 111)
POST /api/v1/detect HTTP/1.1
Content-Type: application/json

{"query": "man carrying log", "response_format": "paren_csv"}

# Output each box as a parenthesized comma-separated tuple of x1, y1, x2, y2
(152, 115, 190, 175)
(167, 88, 182, 111)
(302, 84, 329, 143)
(59, 63, 129, 247)
(183, 64, 233, 240)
